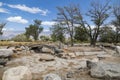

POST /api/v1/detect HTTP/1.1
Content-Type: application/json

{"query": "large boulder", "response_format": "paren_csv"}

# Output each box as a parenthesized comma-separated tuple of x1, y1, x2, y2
(0, 49, 13, 57)
(43, 73, 61, 80)
(88, 62, 120, 79)
(2, 66, 32, 80)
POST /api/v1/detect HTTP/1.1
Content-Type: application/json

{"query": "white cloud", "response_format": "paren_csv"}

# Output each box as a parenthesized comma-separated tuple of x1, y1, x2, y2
(42, 21, 56, 26)
(7, 16, 28, 24)
(43, 29, 50, 32)
(0, 2, 9, 13)
(7, 4, 49, 15)
(0, 2, 3, 6)
(0, 8, 8, 13)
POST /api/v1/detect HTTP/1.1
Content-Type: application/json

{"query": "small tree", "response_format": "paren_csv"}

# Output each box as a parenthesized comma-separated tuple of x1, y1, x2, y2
(0, 23, 6, 35)
(50, 23, 65, 43)
(99, 26, 115, 43)
(25, 20, 43, 41)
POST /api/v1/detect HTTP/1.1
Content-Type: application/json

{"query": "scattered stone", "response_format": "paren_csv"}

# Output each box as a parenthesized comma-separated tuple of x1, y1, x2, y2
(75, 52, 84, 56)
(39, 54, 55, 61)
(2, 66, 32, 80)
(68, 53, 76, 58)
(0, 58, 7, 66)
(66, 71, 74, 78)
(43, 73, 61, 80)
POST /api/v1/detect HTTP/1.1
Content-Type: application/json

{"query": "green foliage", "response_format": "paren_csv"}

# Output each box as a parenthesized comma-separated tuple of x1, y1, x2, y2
(50, 23, 65, 43)
(40, 35, 50, 41)
(99, 26, 116, 43)
(111, 5, 120, 44)
(0, 23, 6, 35)
(74, 27, 88, 42)
(11, 33, 31, 42)
(25, 20, 43, 41)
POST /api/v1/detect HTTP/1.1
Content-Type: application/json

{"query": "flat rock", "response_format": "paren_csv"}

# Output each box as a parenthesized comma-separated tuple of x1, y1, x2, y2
(84, 51, 106, 56)
(39, 54, 55, 61)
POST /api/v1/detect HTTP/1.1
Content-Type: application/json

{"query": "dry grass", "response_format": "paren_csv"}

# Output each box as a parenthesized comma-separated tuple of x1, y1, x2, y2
(0, 41, 54, 46)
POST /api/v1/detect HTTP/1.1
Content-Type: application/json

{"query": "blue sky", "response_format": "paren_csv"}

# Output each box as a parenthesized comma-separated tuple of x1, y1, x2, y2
(0, 0, 119, 39)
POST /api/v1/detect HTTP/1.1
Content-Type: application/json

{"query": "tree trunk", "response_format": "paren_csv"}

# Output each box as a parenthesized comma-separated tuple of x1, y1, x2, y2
(70, 34, 74, 46)
(90, 38, 96, 47)
(115, 31, 119, 45)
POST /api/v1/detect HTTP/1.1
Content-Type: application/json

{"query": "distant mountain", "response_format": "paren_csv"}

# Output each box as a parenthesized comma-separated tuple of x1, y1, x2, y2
(0, 30, 51, 40)
(0, 31, 24, 40)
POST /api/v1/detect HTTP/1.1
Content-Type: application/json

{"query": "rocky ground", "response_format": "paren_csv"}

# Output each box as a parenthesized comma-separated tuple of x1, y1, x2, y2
(0, 45, 120, 80)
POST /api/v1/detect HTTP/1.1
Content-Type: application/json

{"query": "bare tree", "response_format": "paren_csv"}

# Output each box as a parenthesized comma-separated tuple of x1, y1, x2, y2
(56, 4, 80, 46)
(77, 0, 111, 46)
(0, 23, 6, 35)
(111, 4, 120, 44)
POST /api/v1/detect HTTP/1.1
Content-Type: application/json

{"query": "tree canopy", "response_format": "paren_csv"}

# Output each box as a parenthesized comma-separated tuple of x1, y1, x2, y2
(25, 20, 43, 41)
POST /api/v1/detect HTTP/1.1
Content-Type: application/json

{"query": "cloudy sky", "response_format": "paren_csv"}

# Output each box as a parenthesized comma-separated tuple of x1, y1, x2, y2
(0, 0, 119, 39)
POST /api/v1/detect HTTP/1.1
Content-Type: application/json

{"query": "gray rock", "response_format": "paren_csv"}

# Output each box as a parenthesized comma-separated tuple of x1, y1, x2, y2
(0, 49, 13, 57)
(0, 58, 7, 66)
(66, 71, 74, 78)
(43, 73, 61, 80)
(2, 66, 32, 80)
(89, 62, 120, 79)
